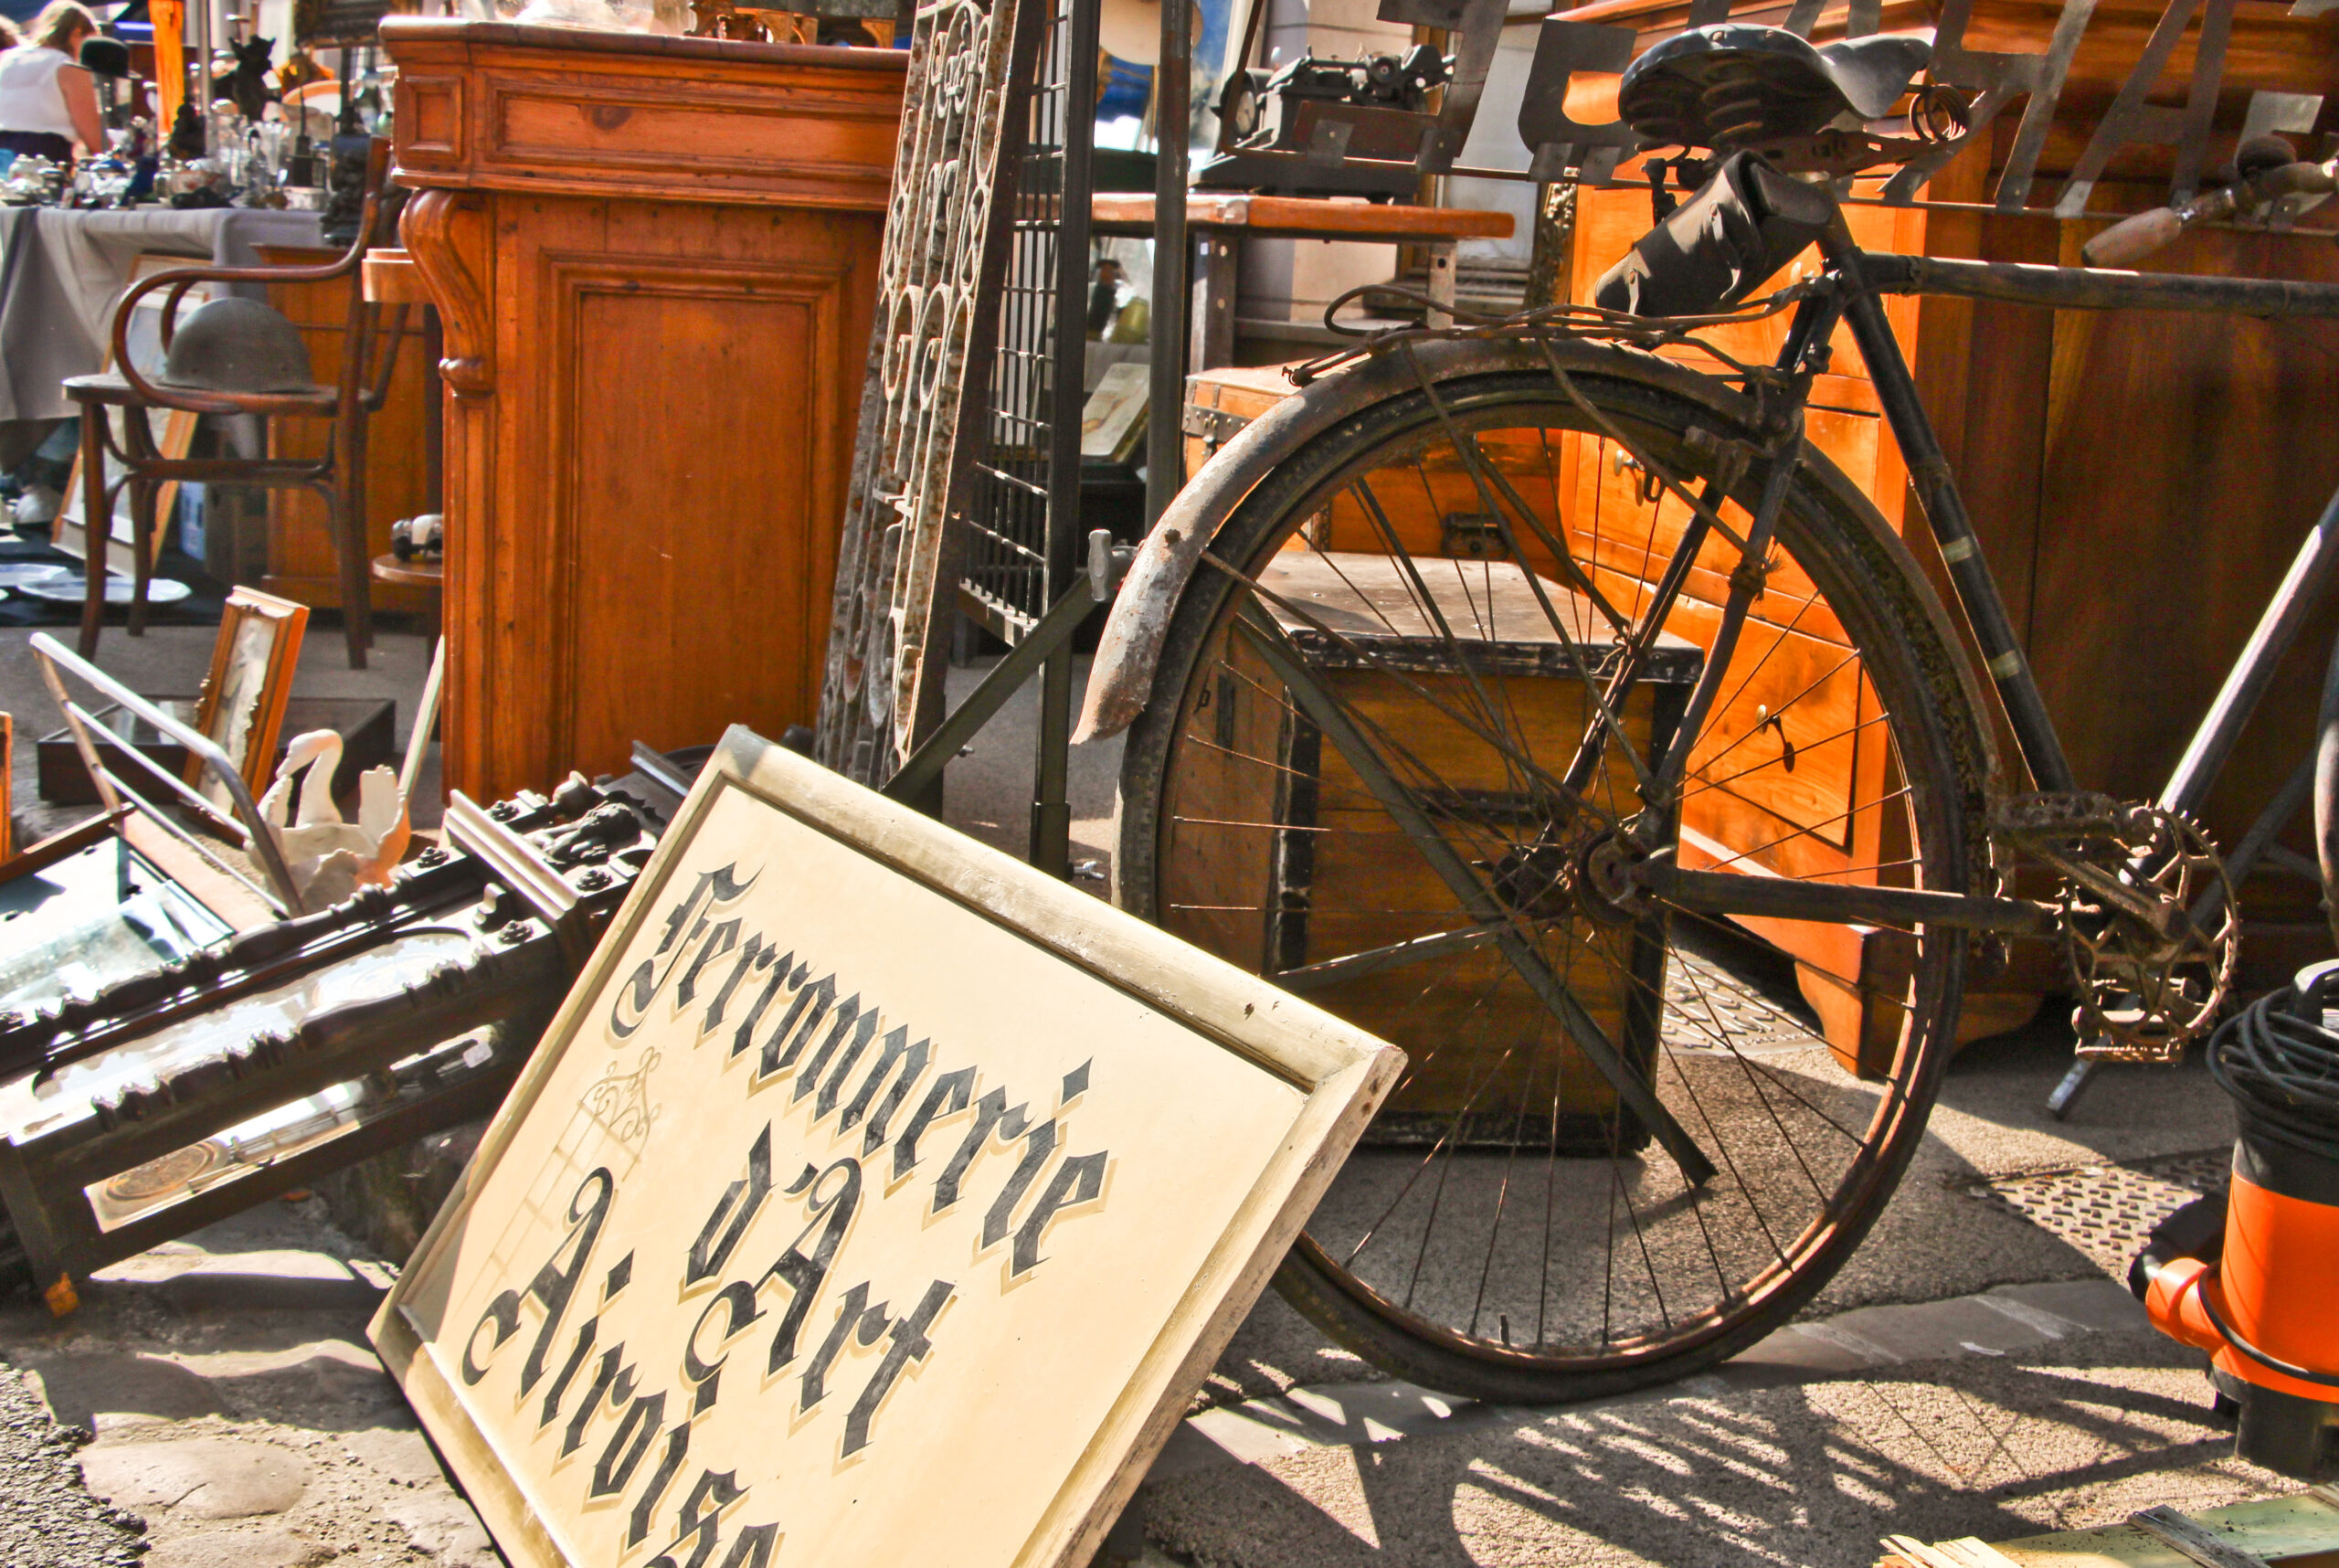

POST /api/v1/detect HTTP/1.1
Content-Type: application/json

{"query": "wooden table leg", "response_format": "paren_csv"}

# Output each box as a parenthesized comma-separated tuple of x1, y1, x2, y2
(123, 406, 156, 640)
(1191, 230, 1239, 375)
(74, 399, 107, 658)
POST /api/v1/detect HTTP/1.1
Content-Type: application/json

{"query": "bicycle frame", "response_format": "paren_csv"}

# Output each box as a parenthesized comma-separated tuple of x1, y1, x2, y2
(1822, 225, 2339, 828)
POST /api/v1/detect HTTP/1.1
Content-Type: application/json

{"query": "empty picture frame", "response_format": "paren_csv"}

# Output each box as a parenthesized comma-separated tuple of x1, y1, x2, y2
(185, 588, 309, 809)
(371, 726, 1402, 1568)
(58, 255, 217, 577)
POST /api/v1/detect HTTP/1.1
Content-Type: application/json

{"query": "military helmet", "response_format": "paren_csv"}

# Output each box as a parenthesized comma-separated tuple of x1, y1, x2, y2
(157, 297, 315, 394)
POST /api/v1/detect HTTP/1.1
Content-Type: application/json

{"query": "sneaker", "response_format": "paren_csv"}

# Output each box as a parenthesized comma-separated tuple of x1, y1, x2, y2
(11, 484, 59, 527)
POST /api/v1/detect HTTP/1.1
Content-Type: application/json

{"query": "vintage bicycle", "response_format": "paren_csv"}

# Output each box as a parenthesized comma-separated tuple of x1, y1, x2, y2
(1068, 22, 2339, 1404)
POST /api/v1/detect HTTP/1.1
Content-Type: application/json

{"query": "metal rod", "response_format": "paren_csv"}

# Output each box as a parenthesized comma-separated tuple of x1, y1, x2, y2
(1864, 252, 2339, 318)
(1034, 0, 1101, 880)
(1633, 862, 2059, 936)
(1275, 922, 1505, 991)
(399, 635, 447, 804)
(1232, 604, 1718, 1185)
(2163, 492, 2339, 815)
(1145, 0, 1192, 529)
(1830, 239, 2080, 793)
(106, 781, 289, 918)
(885, 561, 1108, 810)
(31, 632, 305, 914)
(62, 699, 247, 841)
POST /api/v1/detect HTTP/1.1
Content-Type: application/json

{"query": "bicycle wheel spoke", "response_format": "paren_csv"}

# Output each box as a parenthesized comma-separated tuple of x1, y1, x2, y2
(1134, 358, 1972, 1399)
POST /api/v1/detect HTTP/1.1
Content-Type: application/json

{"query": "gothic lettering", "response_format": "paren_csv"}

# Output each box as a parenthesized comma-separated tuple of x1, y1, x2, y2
(460, 1168, 611, 1391)
(841, 1279, 953, 1457)
(1013, 1151, 1108, 1277)
(686, 1127, 773, 1287)
(892, 1065, 975, 1181)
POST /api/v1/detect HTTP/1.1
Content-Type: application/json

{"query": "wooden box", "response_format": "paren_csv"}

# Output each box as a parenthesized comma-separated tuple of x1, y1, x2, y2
(1184, 550, 1700, 1149)
(1184, 364, 1305, 479)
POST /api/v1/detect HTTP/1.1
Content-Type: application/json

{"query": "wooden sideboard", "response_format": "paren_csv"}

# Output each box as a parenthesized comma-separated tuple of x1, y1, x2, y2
(382, 18, 904, 802)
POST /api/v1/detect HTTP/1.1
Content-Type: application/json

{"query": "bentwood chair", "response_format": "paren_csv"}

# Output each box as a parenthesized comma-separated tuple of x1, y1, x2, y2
(61, 139, 407, 669)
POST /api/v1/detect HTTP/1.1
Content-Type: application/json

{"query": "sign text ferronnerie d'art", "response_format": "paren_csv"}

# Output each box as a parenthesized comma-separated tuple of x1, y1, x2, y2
(372, 728, 1402, 1568)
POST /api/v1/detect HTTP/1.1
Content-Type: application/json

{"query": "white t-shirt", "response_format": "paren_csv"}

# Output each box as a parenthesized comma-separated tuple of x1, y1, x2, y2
(0, 46, 79, 140)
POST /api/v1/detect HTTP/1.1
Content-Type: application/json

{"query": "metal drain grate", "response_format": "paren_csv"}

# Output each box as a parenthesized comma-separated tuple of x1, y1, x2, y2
(1661, 952, 1822, 1056)
(1966, 1148, 2232, 1276)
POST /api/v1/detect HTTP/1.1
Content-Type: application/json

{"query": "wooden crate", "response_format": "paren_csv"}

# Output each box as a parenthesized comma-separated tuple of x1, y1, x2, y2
(1166, 549, 1700, 1150)
(1184, 364, 1306, 481)
(1177, 358, 1946, 1078)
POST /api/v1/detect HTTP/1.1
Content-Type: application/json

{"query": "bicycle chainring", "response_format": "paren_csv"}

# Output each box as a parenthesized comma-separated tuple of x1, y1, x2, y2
(2002, 798, 2238, 1062)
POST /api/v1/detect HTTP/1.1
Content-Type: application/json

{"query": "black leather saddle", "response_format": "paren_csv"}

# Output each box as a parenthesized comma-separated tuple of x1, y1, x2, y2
(1617, 25, 1933, 153)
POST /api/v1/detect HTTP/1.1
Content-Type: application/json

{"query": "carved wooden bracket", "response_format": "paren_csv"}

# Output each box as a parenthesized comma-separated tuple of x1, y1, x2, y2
(401, 188, 495, 399)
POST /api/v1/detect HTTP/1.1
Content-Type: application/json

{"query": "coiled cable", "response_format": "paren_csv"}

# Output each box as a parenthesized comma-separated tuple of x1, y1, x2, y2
(2207, 978, 2339, 1160)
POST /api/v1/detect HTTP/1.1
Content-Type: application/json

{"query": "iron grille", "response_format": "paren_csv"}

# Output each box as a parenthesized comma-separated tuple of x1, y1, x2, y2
(957, 0, 1095, 643)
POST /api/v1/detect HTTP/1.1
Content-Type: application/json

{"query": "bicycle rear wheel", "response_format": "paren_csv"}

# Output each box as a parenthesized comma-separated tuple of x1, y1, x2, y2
(1116, 344, 1987, 1403)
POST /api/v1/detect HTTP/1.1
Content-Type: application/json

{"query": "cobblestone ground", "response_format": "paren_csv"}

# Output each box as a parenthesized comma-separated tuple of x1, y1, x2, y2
(0, 1199, 498, 1568)
(0, 1359, 147, 1567)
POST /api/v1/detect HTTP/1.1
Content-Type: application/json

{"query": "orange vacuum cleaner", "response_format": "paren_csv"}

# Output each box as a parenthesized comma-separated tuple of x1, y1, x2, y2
(2132, 959, 2339, 1480)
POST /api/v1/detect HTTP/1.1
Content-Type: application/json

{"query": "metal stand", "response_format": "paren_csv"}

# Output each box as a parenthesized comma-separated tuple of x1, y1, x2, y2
(1145, 0, 1191, 531)
(886, 531, 1131, 811)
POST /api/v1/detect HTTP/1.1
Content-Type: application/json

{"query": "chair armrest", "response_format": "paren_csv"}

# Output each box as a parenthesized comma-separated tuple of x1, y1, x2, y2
(111, 139, 395, 413)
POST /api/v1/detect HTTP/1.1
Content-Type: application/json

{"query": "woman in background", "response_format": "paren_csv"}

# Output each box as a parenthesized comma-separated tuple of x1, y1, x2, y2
(0, 2, 104, 164)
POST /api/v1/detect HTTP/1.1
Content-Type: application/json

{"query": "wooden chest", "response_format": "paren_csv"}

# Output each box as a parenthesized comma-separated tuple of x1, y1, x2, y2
(1182, 364, 1304, 481)
(1181, 549, 1701, 1150)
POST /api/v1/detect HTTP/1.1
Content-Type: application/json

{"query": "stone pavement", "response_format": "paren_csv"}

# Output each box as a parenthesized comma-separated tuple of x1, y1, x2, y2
(0, 1066, 2285, 1568)
(0, 1200, 493, 1568)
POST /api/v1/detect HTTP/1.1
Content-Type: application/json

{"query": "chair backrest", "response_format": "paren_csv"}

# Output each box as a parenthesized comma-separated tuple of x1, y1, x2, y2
(109, 138, 397, 416)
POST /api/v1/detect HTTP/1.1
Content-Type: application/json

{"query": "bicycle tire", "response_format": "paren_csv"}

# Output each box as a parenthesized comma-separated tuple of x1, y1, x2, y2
(1115, 340, 1988, 1404)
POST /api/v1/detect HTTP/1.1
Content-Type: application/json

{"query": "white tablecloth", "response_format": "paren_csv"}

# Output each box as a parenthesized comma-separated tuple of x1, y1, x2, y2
(0, 207, 325, 422)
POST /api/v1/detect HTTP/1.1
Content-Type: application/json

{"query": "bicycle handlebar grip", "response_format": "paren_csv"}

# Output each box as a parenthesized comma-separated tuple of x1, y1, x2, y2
(2084, 207, 2186, 268)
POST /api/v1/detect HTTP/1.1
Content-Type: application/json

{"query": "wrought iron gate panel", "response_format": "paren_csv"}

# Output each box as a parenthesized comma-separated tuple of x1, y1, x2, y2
(816, 0, 1050, 783)
(958, 0, 1094, 650)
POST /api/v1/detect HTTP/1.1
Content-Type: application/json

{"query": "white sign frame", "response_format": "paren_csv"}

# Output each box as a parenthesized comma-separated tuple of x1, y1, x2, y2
(372, 726, 1402, 1568)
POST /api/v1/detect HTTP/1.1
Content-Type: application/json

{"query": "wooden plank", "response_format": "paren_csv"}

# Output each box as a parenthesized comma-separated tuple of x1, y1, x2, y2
(1894, 1487, 2339, 1568)
(2129, 1506, 2274, 1568)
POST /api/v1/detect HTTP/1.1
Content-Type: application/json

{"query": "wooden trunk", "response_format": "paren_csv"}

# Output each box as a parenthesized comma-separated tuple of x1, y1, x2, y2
(1166, 548, 1700, 1148)
(259, 246, 435, 616)
(381, 19, 904, 803)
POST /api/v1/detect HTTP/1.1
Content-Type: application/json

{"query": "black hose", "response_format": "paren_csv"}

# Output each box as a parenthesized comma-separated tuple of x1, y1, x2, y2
(2207, 979, 2339, 1161)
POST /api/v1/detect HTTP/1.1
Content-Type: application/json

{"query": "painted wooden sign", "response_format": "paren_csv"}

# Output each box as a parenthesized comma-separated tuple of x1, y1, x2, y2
(371, 726, 1402, 1568)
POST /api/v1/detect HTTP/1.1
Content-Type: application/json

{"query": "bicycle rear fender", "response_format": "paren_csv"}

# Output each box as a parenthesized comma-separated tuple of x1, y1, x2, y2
(1073, 334, 1996, 785)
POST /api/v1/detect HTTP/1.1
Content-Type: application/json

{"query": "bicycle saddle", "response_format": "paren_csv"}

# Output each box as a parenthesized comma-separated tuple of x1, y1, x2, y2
(1618, 25, 1933, 153)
